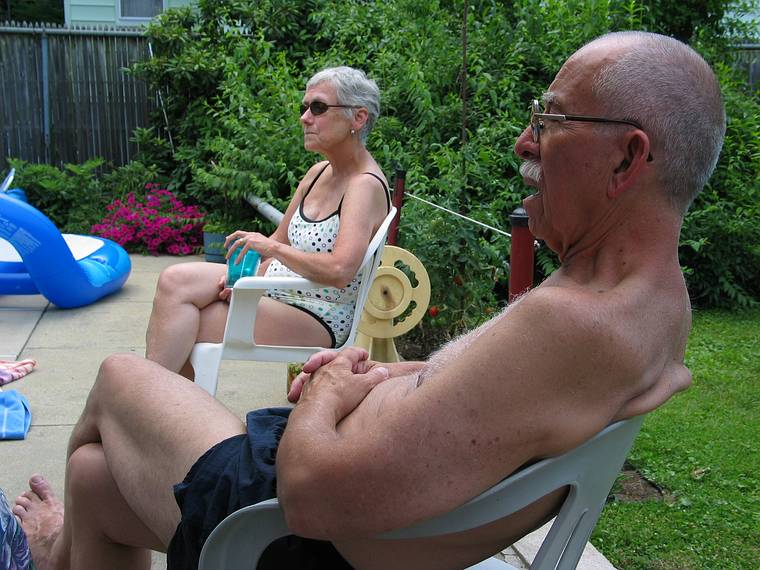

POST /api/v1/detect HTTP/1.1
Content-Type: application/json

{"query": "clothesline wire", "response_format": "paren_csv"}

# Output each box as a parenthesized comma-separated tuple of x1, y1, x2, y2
(404, 192, 512, 239)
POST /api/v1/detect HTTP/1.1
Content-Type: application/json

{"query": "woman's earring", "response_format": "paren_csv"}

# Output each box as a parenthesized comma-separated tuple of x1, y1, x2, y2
(351, 129, 356, 136)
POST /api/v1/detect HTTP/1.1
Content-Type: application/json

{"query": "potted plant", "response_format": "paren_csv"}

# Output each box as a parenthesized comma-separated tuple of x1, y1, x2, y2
(202, 209, 276, 263)
(287, 362, 303, 393)
(202, 214, 238, 263)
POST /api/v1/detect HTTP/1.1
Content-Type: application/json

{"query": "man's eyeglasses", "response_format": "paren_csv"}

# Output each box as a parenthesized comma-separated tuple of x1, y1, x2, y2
(530, 99, 644, 144)
(300, 101, 361, 116)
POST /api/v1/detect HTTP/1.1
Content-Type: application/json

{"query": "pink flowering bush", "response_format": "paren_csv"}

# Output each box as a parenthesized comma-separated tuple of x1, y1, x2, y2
(91, 184, 206, 255)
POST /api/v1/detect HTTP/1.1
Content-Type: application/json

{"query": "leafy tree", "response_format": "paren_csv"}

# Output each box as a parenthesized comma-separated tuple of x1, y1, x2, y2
(0, 0, 64, 24)
(643, 0, 728, 41)
(128, 0, 759, 337)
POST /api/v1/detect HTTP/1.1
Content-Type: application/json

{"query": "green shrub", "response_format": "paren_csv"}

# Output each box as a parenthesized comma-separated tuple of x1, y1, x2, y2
(8, 158, 106, 234)
(679, 49, 760, 307)
(7, 159, 162, 236)
(128, 1, 318, 234)
(129, 0, 759, 336)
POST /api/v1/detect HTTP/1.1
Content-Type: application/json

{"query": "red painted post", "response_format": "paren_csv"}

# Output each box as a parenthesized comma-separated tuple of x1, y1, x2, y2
(387, 169, 406, 246)
(508, 207, 535, 302)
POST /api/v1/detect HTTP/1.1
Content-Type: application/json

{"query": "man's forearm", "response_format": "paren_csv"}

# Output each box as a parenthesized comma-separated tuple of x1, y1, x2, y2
(381, 360, 426, 378)
(277, 352, 392, 537)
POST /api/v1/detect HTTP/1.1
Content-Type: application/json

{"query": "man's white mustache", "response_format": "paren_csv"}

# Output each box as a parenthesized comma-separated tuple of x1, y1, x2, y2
(519, 160, 543, 185)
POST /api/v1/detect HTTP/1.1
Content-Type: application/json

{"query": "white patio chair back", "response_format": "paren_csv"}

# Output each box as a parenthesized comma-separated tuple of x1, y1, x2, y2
(198, 415, 644, 569)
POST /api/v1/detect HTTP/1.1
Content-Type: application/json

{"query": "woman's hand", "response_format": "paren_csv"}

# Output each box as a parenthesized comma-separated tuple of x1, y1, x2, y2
(217, 273, 232, 302)
(224, 231, 279, 263)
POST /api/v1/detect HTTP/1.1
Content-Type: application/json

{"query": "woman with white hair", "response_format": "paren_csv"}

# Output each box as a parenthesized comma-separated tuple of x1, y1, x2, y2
(145, 66, 390, 378)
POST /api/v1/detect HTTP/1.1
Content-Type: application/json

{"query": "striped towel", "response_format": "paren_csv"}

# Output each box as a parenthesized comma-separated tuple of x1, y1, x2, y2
(0, 488, 33, 569)
(0, 360, 36, 387)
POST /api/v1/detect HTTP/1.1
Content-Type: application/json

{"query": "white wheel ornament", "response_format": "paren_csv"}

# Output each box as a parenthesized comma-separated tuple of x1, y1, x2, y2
(359, 246, 431, 339)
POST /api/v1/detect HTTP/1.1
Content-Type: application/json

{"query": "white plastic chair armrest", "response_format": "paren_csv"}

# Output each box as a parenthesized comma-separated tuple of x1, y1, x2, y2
(188, 276, 331, 396)
(218, 275, 343, 364)
(232, 275, 325, 291)
(224, 276, 328, 352)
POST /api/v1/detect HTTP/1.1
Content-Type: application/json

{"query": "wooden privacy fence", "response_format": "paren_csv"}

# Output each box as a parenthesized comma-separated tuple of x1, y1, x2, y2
(0, 22, 158, 171)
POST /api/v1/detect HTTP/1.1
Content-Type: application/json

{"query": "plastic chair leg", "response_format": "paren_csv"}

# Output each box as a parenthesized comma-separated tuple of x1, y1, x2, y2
(190, 342, 223, 395)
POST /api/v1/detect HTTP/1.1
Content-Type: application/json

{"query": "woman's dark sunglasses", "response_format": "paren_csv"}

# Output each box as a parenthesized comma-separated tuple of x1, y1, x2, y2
(300, 101, 361, 116)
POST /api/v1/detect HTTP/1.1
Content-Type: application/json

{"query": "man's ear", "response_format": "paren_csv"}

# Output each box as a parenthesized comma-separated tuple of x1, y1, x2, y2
(608, 130, 651, 198)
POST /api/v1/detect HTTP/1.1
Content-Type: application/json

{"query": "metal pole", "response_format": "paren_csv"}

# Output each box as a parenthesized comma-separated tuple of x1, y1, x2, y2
(388, 169, 406, 246)
(508, 207, 534, 302)
(244, 193, 284, 226)
(40, 31, 51, 164)
(460, 1, 468, 186)
(147, 42, 175, 153)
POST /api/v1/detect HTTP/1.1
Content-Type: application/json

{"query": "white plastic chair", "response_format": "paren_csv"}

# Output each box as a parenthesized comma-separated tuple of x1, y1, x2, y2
(198, 415, 643, 569)
(190, 207, 397, 395)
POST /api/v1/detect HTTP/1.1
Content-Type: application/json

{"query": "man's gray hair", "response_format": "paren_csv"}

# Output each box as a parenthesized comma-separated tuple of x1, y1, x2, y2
(589, 31, 726, 213)
(307, 66, 380, 145)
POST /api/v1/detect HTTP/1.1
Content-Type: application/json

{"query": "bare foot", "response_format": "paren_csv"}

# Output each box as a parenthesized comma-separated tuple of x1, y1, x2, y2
(12, 474, 65, 570)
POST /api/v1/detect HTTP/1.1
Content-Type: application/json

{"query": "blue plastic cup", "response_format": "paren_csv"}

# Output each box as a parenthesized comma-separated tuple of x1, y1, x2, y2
(226, 249, 261, 287)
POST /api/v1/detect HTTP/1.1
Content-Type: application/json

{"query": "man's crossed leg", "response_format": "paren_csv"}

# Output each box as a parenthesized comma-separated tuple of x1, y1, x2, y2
(13, 354, 244, 570)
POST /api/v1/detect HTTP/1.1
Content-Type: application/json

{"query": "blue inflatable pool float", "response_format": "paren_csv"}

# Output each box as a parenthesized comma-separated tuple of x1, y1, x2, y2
(0, 174, 131, 309)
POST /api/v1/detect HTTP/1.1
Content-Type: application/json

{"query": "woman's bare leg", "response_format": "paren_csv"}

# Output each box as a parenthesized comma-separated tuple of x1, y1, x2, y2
(145, 262, 228, 372)
(196, 297, 333, 349)
(14, 354, 246, 569)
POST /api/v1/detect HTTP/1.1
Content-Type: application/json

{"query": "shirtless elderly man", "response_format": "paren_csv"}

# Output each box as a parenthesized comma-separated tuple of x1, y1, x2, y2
(13, 30, 724, 569)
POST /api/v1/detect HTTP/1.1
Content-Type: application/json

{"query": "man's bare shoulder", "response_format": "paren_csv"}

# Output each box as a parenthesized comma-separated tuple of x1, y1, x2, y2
(489, 285, 616, 345)
(464, 282, 689, 424)
(422, 286, 649, 445)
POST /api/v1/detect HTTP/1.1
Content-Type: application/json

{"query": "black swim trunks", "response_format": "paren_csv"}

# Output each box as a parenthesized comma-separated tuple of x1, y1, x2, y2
(167, 407, 352, 569)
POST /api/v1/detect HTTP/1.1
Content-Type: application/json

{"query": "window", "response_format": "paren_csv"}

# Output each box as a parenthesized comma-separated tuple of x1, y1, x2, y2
(120, 0, 164, 19)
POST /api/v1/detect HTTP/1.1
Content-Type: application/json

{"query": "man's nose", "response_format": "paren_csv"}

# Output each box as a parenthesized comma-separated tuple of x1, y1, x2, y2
(514, 126, 539, 160)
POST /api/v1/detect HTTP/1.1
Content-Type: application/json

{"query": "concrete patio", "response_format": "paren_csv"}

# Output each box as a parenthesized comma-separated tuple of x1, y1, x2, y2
(0, 254, 615, 569)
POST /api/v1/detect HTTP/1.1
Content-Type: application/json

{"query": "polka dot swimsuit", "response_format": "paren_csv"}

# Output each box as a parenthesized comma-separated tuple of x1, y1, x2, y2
(265, 164, 389, 347)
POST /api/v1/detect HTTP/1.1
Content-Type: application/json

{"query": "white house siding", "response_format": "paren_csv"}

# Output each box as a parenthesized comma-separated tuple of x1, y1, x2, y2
(68, 1, 117, 26)
(67, 0, 194, 27)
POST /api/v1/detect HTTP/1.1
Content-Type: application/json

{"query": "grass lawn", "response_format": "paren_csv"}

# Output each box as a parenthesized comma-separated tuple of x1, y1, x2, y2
(592, 309, 759, 569)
